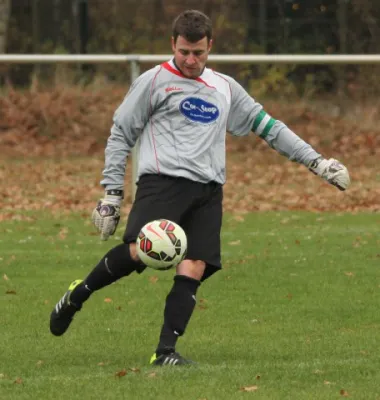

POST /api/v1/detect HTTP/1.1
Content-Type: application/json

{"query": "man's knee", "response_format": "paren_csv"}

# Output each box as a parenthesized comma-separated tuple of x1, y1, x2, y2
(105, 243, 146, 277)
(176, 259, 206, 281)
(128, 242, 146, 274)
(128, 242, 139, 261)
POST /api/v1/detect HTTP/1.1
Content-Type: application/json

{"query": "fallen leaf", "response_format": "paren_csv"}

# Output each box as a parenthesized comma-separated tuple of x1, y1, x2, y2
(228, 240, 241, 245)
(129, 368, 140, 373)
(36, 360, 44, 367)
(344, 272, 354, 277)
(340, 389, 349, 397)
(256, 375, 261, 380)
(149, 276, 158, 284)
(116, 306, 122, 311)
(104, 298, 112, 303)
(3, 274, 9, 281)
(14, 377, 23, 384)
(240, 385, 258, 392)
(147, 372, 157, 378)
(115, 369, 127, 377)
(58, 227, 68, 240)
(6, 290, 16, 295)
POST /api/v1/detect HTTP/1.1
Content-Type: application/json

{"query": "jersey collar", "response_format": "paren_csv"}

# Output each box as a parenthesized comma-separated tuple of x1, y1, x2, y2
(163, 58, 215, 88)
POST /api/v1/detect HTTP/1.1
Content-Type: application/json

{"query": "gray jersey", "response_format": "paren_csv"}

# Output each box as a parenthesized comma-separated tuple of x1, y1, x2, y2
(101, 59, 320, 190)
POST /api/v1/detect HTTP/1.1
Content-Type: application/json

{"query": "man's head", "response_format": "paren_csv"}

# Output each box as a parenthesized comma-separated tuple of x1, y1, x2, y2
(171, 10, 213, 79)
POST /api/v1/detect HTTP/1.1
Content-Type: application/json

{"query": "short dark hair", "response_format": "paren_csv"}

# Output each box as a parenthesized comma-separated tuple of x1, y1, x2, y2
(172, 10, 212, 43)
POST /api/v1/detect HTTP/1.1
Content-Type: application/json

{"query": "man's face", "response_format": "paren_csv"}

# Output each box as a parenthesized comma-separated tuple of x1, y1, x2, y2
(172, 35, 212, 79)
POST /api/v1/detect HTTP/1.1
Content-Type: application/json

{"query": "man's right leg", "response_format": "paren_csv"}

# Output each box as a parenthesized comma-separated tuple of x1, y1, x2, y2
(50, 242, 144, 336)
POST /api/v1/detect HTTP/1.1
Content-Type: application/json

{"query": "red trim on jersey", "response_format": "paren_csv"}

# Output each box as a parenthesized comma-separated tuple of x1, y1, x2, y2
(212, 70, 232, 98)
(162, 62, 183, 77)
(162, 62, 216, 89)
(212, 70, 233, 129)
(150, 66, 162, 174)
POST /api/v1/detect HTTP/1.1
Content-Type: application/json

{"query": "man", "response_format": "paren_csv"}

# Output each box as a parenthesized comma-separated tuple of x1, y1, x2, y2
(50, 9, 350, 366)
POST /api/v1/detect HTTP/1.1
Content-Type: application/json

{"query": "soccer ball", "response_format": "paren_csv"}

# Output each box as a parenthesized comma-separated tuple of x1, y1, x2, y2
(136, 219, 187, 270)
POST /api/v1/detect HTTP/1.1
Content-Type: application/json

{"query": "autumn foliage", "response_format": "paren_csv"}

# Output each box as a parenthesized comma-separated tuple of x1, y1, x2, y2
(0, 86, 379, 219)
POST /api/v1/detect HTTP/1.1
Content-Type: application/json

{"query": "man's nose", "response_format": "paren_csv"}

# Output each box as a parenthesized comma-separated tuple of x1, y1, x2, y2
(186, 54, 196, 65)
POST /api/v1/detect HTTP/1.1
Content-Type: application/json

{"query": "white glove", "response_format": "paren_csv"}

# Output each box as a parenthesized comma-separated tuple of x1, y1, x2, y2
(91, 190, 123, 240)
(309, 157, 350, 191)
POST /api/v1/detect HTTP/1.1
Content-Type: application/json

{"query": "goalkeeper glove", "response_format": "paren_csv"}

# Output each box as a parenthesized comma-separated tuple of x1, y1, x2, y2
(92, 189, 123, 241)
(308, 157, 350, 191)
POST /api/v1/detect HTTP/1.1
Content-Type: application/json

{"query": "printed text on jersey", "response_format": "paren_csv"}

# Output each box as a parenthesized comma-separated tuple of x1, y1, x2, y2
(179, 97, 220, 124)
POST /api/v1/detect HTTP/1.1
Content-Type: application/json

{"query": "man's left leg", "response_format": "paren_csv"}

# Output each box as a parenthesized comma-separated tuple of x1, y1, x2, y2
(150, 260, 205, 366)
(150, 182, 223, 366)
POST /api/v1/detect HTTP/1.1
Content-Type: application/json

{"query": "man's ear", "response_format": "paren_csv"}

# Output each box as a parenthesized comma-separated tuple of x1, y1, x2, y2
(171, 37, 176, 52)
(208, 39, 213, 53)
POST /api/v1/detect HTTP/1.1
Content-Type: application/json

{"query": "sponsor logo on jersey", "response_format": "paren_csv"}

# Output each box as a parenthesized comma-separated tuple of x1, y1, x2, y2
(165, 86, 183, 93)
(179, 97, 220, 124)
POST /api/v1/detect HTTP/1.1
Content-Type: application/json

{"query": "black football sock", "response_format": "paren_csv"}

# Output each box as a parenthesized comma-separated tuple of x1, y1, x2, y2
(156, 275, 200, 355)
(70, 243, 144, 305)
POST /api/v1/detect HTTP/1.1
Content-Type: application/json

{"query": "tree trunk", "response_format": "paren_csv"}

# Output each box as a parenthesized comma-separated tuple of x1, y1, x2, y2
(0, 0, 11, 53)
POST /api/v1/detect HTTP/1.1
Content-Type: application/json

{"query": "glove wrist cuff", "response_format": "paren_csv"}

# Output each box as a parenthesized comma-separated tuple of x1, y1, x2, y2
(308, 156, 323, 170)
(106, 189, 124, 199)
(308, 157, 327, 176)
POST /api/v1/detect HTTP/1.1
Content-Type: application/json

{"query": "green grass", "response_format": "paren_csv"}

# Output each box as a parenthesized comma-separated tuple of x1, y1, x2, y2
(1, 212, 379, 400)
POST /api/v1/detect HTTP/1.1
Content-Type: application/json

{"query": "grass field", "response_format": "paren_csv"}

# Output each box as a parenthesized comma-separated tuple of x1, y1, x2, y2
(1, 212, 379, 400)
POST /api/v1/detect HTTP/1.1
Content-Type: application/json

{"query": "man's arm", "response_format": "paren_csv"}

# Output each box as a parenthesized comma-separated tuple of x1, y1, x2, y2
(227, 78, 350, 191)
(100, 67, 159, 190)
(92, 67, 160, 240)
(252, 112, 350, 191)
(253, 113, 321, 166)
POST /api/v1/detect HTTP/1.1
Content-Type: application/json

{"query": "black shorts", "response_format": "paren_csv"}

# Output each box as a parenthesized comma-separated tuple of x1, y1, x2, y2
(123, 174, 223, 280)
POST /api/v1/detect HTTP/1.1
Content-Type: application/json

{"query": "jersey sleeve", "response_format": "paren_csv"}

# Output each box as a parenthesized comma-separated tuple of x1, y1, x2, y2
(226, 77, 263, 136)
(100, 67, 159, 190)
(227, 77, 320, 166)
(261, 120, 321, 166)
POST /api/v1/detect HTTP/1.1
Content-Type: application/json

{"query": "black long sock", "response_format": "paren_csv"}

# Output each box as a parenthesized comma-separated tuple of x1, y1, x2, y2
(156, 275, 200, 355)
(70, 243, 144, 305)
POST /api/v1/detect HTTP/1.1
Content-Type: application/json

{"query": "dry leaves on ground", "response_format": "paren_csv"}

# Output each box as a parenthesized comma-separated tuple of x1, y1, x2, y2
(0, 89, 379, 219)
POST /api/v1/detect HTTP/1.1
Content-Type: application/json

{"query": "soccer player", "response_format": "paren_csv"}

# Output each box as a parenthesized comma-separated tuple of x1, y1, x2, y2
(50, 9, 350, 366)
